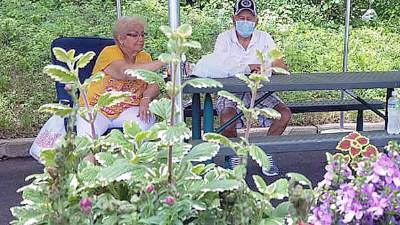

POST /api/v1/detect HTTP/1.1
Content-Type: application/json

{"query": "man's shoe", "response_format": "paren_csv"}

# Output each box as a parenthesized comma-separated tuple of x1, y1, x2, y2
(261, 156, 280, 176)
(225, 156, 241, 169)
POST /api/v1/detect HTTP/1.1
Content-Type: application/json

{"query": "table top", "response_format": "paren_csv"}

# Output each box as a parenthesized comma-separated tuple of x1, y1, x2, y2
(183, 71, 400, 94)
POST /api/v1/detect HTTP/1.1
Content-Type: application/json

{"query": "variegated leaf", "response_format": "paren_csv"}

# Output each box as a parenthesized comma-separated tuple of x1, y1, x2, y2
(248, 145, 271, 171)
(236, 73, 254, 88)
(249, 73, 269, 82)
(97, 159, 145, 182)
(125, 69, 165, 87)
(76, 51, 95, 69)
(66, 49, 76, 61)
(256, 49, 264, 63)
(203, 133, 236, 148)
(160, 25, 173, 37)
(260, 217, 285, 225)
(43, 65, 77, 84)
(198, 180, 241, 192)
(218, 90, 246, 109)
(82, 71, 105, 87)
(272, 202, 290, 218)
(149, 98, 171, 120)
(39, 103, 72, 117)
(95, 152, 117, 166)
(79, 165, 101, 187)
(183, 78, 222, 89)
(40, 148, 56, 167)
(123, 120, 142, 139)
(177, 24, 192, 37)
(183, 41, 201, 49)
(270, 67, 289, 75)
(182, 142, 219, 162)
(158, 53, 173, 63)
(158, 122, 190, 145)
(255, 107, 281, 120)
(97, 91, 130, 108)
(267, 179, 289, 200)
(286, 172, 312, 187)
(267, 49, 283, 61)
(52, 47, 70, 63)
(103, 129, 134, 151)
(253, 175, 268, 193)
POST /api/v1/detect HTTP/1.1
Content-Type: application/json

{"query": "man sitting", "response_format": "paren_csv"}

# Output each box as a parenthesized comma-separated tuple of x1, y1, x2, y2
(214, 0, 292, 176)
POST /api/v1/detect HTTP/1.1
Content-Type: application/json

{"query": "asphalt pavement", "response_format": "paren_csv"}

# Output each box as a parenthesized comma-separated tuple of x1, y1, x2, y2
(0, 157, 43, 224)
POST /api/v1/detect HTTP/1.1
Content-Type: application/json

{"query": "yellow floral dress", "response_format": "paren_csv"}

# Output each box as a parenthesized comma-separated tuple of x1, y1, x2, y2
(79, 45, 151, 119)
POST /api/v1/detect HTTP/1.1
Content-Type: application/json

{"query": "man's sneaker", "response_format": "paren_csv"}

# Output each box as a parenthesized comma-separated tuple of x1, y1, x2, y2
(225, 156, 241, 170)
(262, 156, 280, 176)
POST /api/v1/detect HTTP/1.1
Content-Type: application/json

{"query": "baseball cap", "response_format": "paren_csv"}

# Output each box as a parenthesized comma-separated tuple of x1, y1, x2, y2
(234, 0, 257, 16)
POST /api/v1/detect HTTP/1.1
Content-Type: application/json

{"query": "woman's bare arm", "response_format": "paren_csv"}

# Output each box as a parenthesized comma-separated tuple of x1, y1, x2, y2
(104, 60, 164, 80)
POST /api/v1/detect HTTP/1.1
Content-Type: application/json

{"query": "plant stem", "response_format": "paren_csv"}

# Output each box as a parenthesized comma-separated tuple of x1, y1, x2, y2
(80, 89, 96, 139)
(244, 85, 258, 140)
(168, 62, 178, 184)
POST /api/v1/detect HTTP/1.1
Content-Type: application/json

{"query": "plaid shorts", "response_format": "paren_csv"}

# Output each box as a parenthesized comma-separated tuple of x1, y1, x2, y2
(216, 92, 282, 128)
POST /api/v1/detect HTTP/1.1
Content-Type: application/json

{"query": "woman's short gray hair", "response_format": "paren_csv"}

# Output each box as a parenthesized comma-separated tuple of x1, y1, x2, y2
(112, 16, 147, 40)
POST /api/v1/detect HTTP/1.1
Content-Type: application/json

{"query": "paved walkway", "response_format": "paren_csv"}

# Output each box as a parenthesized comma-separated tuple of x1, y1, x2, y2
(0, 157, 43, 224)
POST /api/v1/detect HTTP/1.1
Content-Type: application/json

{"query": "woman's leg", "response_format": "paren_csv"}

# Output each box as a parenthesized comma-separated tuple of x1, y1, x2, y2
(112, 106, 156, 131)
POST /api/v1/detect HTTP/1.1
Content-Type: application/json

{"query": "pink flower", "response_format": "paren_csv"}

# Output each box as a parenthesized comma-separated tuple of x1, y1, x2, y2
(164, 196, 175, 205)
(80, 197, 92, 214)
(146, 184, 154, 193)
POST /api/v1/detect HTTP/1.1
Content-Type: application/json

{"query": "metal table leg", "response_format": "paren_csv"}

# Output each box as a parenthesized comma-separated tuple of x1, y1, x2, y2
(385, 88, 394, 130)
(191, 93, 201, 139)
(203, 93, 214, 134)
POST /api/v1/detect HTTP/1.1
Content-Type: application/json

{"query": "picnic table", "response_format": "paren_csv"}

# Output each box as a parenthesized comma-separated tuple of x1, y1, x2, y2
(183, 71, 400, 140)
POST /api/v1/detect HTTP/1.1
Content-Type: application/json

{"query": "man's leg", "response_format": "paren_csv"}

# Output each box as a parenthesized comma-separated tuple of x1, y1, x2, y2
(219, 107, 238, 138)
(267, 102, 291, 136)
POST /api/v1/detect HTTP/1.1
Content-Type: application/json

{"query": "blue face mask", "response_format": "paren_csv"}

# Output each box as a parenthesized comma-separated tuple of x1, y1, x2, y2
(235, 20, 255, 38)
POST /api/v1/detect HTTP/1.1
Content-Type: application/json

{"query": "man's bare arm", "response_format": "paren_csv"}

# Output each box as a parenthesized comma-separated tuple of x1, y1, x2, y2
(272, 58, 289, 74)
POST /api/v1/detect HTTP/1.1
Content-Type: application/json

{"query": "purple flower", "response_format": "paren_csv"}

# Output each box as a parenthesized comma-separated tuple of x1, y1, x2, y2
(313, 140, 400, 224)
(146, 184, 154, 193)
(164, 196, 175, 205)
(80, 197, 92, 214)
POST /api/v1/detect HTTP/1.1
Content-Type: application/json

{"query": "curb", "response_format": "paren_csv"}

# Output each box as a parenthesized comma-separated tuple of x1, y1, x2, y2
(0, 138, 34, 158)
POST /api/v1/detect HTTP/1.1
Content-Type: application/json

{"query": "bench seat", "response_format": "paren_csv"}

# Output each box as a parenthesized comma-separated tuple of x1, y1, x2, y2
(184, 99, 384, 116)
(191, 130, 400, 157)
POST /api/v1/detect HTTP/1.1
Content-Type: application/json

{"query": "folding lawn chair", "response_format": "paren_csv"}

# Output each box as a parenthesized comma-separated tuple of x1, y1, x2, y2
(50, 36, 115, 133)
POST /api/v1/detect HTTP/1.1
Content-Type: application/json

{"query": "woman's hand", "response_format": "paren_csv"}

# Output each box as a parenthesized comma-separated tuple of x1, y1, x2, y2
(138, 96, 152, 122)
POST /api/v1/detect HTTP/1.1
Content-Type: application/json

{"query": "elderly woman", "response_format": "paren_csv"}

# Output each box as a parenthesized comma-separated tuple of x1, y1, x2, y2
(77, 16, 163, 137)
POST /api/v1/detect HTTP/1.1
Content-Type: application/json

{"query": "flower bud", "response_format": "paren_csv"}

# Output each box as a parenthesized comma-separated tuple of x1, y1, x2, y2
(146, 184, 154, 193)
(164, 196, 175, 205)
(80, 197, 92, 214)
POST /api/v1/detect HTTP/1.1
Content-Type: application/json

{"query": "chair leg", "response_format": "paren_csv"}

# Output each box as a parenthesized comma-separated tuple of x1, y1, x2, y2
(356, 110, 363, 131)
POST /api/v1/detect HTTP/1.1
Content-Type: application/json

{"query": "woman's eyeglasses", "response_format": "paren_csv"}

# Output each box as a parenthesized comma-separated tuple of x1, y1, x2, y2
(126, 32, 146, 38)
